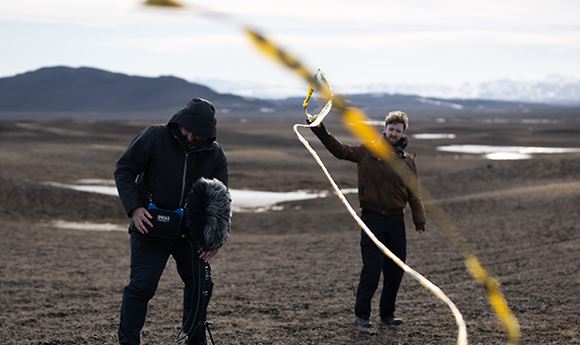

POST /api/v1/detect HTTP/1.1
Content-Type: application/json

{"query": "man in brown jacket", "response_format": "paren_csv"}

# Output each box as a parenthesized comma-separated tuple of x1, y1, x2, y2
(310, 111, 426, 329)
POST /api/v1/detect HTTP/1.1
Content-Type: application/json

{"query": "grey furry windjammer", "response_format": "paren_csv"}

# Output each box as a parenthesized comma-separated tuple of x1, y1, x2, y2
(184, 177, 232, 251)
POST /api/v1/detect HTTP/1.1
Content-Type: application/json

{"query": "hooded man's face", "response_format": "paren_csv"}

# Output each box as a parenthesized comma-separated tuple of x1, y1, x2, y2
(383, 122, 405, 145)
(179, 127, 205, 147)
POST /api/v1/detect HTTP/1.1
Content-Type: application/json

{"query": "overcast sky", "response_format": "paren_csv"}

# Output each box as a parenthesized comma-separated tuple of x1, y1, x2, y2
(2, 0, 580, 95)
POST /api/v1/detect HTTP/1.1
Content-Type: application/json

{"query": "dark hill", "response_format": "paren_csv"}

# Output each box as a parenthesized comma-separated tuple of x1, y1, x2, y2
(0, 66, 269, 116)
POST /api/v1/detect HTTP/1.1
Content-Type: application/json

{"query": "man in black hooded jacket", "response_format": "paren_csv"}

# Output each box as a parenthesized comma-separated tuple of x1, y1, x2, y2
(115, 98, 228, 345)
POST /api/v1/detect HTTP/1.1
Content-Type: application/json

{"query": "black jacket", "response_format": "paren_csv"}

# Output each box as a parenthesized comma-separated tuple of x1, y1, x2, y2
(114, 98, 228, 218)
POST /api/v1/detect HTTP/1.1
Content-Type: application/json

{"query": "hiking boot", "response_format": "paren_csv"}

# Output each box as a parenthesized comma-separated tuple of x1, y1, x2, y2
(381, 316, 403, 326)
(354, 316, 373, 329)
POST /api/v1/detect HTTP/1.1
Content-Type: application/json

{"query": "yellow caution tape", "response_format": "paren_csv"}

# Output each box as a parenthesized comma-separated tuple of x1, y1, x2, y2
(303, 70, 333, 125)
(144, 0, 183, 7)
(246, 30, 312, 81)
(466, 256, 521, 345)
(343, 107, 392, 160)
(142, 2, 521, 344)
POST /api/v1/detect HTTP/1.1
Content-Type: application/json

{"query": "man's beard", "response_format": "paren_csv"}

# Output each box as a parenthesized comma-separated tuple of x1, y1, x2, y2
(383, 133, 399, 145)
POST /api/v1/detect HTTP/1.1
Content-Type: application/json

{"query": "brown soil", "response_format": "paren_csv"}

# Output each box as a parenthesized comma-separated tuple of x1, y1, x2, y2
(1, 118, 579, 344)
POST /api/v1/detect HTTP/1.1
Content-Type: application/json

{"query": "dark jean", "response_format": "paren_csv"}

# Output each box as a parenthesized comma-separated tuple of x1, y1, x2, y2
(118, 232, 202, 345)
(355, 209, 406, 320)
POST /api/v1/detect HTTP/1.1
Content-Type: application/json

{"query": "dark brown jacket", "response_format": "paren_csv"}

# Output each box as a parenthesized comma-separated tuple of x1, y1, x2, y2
(312, 125, 426, 229)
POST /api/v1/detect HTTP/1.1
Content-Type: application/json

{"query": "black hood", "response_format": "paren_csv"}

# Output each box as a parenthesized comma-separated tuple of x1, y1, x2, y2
(168, 97, 217, 141)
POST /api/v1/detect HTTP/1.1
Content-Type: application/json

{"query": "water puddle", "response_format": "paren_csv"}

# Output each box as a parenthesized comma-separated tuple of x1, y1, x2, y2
(477, 118, 560, 125)
(44, 180, 358, 213)
(45, 182, 119, 196)
(413, 133, 456, 140)
(340, 188, 358, 194)
(232, 189, 324, 211)
(47, 220, 126, 232)
(76, 179, 116, 185)
(437, 145, 580, 160)
(416, 98, 464, 110)
(363, 124, 457, 141)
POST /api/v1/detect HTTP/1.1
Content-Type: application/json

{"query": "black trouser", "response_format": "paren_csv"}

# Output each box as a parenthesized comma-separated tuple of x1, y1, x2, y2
(355, 209, 406, 320)
(118, 232, 211, 345)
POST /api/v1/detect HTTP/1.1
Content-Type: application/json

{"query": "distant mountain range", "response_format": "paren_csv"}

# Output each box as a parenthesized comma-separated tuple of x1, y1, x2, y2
(0, 66, 269, 116)
(342, 76, 580, 106)
(201, 76, 580, 106)
(0, 66, 577, 120)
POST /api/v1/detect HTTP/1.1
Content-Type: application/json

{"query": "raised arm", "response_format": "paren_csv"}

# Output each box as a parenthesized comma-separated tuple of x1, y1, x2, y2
(310, 123, 364, 162)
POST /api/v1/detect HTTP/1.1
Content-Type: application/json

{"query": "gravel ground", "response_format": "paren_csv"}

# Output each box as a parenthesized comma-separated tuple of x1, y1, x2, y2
(1, 119, 579, 344)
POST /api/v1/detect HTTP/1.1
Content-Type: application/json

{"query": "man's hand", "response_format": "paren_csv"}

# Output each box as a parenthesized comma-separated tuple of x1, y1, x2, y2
(416, 226, 427, 233)
(131, 207, 153, 234)
(199, 249, 219, 262)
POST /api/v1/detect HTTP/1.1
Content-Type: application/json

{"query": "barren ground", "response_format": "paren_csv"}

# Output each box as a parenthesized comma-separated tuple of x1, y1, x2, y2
(1, 117, 579, 344)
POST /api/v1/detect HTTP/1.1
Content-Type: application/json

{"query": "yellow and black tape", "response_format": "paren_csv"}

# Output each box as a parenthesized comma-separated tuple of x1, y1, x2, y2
(143, 1, 520, 344)
(145, 0, 182, 7)
(466, 255, 521, 345)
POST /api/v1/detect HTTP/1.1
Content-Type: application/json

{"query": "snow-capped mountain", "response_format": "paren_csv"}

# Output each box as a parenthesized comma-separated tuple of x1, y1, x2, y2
(199, 75, 580, 105)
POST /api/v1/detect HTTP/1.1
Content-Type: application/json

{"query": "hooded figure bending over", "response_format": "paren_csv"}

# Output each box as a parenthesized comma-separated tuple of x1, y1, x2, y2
(114, 98, 229, 345)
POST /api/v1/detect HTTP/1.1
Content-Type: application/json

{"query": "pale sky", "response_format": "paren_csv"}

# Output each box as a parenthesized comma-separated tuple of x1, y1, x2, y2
(1, 0, 580, 96)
